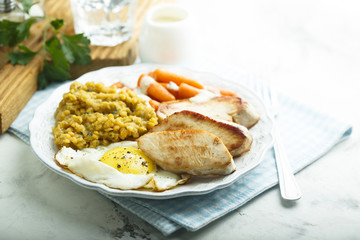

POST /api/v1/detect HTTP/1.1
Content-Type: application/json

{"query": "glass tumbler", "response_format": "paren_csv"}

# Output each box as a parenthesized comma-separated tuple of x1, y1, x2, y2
(70, 0, 137, 46)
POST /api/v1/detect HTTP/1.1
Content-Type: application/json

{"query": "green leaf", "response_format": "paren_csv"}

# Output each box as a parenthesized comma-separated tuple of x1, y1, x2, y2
(0, 18, 35, 47)
(16, 18, 35, 42)
(50, 19, 64, 30)
(42, 61, 71, 82)
(38, 36, 72, 89)
(7, 45, 38, 65)
(21, 0, 37, 14)
(45, 36, 70, 71)
(37, 61, 71, 89)
(37, 70, 48, 90)
(0, 20, 18, 46)
(61, 33, 91, 65)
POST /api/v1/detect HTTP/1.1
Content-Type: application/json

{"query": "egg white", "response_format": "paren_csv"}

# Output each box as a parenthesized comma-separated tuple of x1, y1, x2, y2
(55, 141, 189, 191)
(144, 169, 190, 191)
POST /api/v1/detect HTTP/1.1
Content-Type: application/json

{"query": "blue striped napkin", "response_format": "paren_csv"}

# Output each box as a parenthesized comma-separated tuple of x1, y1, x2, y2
(8, 72, 352, 236)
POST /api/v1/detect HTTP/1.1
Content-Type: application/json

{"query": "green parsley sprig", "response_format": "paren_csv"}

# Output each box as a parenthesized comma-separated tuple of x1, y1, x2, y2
(0, 0, 91, 89)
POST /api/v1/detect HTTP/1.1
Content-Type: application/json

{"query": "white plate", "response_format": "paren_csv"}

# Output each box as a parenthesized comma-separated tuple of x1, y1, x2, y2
(29, 64, 274, 199)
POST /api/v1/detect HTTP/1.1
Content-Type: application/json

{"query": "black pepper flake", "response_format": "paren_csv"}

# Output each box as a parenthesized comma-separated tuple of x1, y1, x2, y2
(117, 164, 121, 168)
(127, 151, 131, 154)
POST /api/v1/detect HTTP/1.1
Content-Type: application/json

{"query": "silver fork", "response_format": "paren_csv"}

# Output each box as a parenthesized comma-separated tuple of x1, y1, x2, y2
(254, 76, 302, 201)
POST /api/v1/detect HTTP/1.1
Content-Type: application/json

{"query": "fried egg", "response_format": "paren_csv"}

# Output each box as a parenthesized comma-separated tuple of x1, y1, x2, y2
(55, 141, 190, 191)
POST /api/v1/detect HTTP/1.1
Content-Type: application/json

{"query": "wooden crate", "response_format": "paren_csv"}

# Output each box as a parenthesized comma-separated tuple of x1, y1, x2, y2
(0, 0, 170, 134)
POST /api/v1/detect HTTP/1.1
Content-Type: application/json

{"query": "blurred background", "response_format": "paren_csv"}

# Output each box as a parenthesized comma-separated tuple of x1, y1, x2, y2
(179, 0, 359, 125)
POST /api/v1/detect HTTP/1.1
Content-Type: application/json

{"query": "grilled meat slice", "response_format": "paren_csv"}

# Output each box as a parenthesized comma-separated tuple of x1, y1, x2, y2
(152, 110, 252, 157)
(156, 96, 260, 128)
(137, 129, 235, 175)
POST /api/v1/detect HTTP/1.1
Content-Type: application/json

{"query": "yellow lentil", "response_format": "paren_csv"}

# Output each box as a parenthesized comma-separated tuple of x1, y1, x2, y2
(53, 81, 158, 149)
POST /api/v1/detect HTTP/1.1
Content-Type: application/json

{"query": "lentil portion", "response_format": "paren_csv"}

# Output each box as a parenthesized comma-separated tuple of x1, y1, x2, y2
(53, 81, 158, 149)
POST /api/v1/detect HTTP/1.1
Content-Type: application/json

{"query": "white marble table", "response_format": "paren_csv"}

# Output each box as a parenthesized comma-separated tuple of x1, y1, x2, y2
(1, 0, 360, 239)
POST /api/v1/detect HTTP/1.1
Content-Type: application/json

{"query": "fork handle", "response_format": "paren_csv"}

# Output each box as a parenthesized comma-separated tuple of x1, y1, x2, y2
(273, 129, 302, 200)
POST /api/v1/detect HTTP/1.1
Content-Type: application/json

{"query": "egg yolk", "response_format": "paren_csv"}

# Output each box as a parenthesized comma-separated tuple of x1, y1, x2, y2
(99, 147, 156, 175)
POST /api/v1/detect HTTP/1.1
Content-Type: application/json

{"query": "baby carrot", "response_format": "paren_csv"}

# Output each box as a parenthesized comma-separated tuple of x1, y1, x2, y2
(151, 68, 204, 89)
(148, 71, 156, 78)
(110, 82, 124, 88)
(219, 88, 237, 97)
(147, 82, 176, 102)
(149, 99, 160, 110)
(137, 73, 147, 87)
(159, 82, 168, 89)
(139, 76, 176, 102)
(178, 83, 201, 99)
(205, 85, 238, 97)
(160, 82, 179, 99)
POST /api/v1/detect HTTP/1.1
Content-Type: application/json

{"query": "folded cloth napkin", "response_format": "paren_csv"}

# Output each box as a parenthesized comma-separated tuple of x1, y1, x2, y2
(8, 72, 352, 236)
